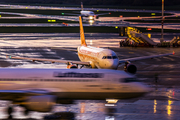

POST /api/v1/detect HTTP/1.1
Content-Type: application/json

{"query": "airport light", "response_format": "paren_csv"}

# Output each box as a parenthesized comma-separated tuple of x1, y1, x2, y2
(48, 20, 56, 22)
(147, 28, 152, 30)
(106, 99, 118, 104)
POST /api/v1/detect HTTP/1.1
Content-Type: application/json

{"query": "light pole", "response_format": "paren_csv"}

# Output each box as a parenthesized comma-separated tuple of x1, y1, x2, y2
(160, 0, 164, 44)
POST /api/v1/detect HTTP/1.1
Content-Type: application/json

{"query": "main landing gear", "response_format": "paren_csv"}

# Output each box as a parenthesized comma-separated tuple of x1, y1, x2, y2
(7, 106, 30, 119)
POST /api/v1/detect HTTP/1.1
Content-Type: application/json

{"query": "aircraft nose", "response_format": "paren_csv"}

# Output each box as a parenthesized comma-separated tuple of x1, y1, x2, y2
(106, 60, 119, 69)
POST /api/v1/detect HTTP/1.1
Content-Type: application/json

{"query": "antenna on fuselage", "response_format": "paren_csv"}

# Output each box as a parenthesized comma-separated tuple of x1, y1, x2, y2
(79, 16, 87, 46)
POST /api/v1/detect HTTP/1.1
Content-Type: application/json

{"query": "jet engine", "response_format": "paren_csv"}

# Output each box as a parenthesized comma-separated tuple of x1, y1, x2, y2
(124, 63, 137, 74)
(94, 15, 99, 19)
(23, 95, 56, 112)
(67, 64, 78, 69)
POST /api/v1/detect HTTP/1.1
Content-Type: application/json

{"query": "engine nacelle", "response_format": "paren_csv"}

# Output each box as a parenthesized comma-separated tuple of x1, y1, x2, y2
(67, 65, 78, 69)
(124, 63, 137, 74)
(94, 15, 99, 19)
(23, 95, 56, 112)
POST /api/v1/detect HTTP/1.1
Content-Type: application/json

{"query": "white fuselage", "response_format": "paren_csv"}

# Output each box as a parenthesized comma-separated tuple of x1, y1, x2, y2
(0, 68, 150, 99)
(78, 46, 119, 69)
(81, 11, 95, 19)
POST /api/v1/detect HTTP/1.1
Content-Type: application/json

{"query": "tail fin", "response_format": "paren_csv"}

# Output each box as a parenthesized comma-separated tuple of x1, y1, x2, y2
(79, 16, 87, 46)
(81, 2, 83, 11)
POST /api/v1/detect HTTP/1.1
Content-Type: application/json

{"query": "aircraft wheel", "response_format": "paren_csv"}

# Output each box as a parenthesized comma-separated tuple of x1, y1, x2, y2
(7, 106, 13, 119)
(24, 108, 30, 116)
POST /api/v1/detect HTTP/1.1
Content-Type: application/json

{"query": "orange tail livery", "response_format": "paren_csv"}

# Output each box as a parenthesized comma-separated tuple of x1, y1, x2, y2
(79, 16, 87, 46)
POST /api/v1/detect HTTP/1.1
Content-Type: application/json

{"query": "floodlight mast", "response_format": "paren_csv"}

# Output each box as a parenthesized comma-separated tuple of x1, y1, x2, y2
(160, 0, 164, 44)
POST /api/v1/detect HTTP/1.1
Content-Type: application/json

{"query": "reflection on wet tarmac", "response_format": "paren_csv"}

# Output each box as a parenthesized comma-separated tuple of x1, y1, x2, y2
(167, 100, 173, 116)
(0, 33, 123, 48)
(0, 90, 179, 119)
(154, 99, 157, 114)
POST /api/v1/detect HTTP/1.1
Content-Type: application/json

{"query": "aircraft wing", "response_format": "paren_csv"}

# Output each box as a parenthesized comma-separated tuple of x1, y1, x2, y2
(0, 88, 60, 101)
(6, 55, 90, 66)
(119, 52, 175, 64)
(96, 13, 111, 16)
(0, 90, 48, 101)
(51, 47, 78, 52)
(63, 13, 81, 16)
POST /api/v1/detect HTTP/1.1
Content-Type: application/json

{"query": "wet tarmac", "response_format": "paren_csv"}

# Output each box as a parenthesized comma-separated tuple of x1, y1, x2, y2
(0, 33, 179, 119)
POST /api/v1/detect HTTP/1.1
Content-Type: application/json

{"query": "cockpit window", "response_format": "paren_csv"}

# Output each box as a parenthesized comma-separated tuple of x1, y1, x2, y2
(102, 56, 118, 59)
(107, 56, 112, 59)
(112, 56, 118, 59)
(102, 56, 107, 59)
(120, 78, 139, 83)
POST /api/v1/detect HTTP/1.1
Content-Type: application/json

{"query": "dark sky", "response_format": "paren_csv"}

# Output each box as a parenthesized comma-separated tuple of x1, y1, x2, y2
(0, 0, 180, 6)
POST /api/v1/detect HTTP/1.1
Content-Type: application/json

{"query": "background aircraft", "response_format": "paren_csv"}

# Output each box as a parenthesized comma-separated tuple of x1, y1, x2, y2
(0, 68, 150, 118)
(65, 2, 110, 21)
(6, 16, 175, 74)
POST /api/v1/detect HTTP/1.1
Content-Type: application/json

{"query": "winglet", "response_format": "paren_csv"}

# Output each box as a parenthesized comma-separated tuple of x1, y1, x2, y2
(79, 16, 87, 47)
(173, 51, 175, 55)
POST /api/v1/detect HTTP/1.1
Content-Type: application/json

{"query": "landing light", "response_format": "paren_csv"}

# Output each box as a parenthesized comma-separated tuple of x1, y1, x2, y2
(89, 16, 94, 20)
(89, 20, 94, 24)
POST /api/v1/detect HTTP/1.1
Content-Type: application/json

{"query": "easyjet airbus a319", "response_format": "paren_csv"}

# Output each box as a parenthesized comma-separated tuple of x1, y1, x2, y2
(7, 16, 174, 74)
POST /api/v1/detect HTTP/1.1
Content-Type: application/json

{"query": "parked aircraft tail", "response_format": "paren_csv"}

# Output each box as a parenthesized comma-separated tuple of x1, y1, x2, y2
(79, 16, 87, 46)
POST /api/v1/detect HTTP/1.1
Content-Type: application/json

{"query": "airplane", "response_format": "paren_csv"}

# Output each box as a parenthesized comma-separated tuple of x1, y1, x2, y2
(80, 2, 111, 20)
(80, 2, 97, 20)
(6, 16, 175, 74)
(0, 68, 151, 117)
(64, 2, 109, 21)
